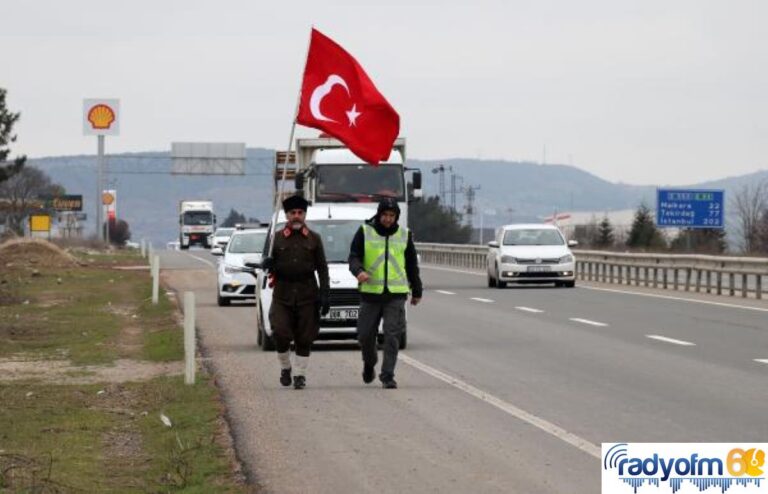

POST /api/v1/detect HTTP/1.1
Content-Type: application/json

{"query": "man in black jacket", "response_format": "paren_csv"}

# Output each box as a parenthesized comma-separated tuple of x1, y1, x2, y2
(348, 198, 423, 389)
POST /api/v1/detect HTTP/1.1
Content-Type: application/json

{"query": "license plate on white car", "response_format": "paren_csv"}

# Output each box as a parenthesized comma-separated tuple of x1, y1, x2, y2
(527, 265, 551, 272)
(324, 308, 358, 320)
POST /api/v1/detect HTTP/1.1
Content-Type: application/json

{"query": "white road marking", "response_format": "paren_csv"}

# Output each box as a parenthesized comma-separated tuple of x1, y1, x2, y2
(645, 334, 696, 346)
(754, 359, 768, 365)
(515, 306, 544, 313)
(435, 290, 456, 295)
(400, 353, 600, 459)
(515, 307, 544, 314)
(188, 253, 215, 268)
(471, 297, 494, 303)
(569, 318, 608, 327)
(579, 285, 768, 313)
(421, 265, 768, 313)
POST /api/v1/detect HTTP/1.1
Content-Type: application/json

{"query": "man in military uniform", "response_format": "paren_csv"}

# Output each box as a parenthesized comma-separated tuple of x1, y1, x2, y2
(348, 197, 422, 389)
(261, 195, 330, 389)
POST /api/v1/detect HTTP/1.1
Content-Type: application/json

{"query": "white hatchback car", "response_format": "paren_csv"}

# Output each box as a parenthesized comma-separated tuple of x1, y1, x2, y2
(486, 224, 577, 288)
(213, 228, 268, 306)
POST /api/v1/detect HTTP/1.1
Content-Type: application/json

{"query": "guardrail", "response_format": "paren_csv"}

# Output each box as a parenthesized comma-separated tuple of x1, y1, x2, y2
(416, 243, 768, 300)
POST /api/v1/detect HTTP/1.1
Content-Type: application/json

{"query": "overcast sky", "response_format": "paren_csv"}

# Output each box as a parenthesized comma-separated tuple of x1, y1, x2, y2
(4, 0, 767, 185)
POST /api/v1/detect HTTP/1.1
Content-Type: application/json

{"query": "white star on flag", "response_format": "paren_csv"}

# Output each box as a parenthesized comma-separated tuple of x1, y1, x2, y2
(346, 104, 361, 127)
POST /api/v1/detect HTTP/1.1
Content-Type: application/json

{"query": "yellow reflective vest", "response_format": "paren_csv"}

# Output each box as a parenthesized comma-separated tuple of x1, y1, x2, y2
(360, 224, 410, 294)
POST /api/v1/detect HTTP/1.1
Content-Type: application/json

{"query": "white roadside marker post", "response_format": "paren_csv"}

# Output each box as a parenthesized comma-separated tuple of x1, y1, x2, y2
(184, 291, 196, 385)
(151, 254, 159, 305)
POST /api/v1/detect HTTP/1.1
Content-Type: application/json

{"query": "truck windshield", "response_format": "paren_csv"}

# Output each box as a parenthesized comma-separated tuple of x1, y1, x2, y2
(315, 165, 405, 202)
(183, 211, 213, 225)
(503, 229, 564, 246)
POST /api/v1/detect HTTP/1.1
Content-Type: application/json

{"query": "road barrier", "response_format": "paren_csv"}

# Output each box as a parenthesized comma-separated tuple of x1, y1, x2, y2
(415, 243, 768, 300)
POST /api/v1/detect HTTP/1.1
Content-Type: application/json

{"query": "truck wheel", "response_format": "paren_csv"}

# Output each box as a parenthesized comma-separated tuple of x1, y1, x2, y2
(564, 281, 576, 288)
(217, 294, 230, 307)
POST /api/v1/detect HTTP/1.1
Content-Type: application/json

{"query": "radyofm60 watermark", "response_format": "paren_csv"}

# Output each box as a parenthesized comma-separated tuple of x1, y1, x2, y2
(602, 443, 766, 493)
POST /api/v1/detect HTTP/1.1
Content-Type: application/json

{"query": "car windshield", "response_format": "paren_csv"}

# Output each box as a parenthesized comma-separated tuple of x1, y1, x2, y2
(228, 232, 267, 254)
(272, 220, 362, 262)
(503, 229, 564, 246)
(316, 165, 405, 202)
(215, 228, 235, 237)
(183, 211, 213, 225)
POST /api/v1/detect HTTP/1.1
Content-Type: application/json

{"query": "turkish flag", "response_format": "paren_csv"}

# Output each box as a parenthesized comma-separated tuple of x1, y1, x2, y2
(296, 29, 400, 165)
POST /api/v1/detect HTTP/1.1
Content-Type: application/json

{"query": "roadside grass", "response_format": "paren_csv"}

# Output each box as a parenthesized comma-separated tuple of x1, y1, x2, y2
(0, 376, 243, 492)
(0, 245, 244, 492)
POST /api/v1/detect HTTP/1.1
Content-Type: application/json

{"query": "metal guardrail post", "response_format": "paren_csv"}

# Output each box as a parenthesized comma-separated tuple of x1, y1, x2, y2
(757, 276, 763, 300)
(742, 274, 748, 298)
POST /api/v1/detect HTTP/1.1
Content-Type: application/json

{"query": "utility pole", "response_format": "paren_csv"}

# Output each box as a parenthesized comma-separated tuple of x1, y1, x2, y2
(449, 171, 463, 212)
(431, 164, 448, 205)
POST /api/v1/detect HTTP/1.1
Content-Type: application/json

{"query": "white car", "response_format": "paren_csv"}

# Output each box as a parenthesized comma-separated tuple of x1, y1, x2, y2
(212, 227, 235, 250)
(486, 224, 577, 288)
(213, 228, 268, 306)
(255, 205, 399, 351)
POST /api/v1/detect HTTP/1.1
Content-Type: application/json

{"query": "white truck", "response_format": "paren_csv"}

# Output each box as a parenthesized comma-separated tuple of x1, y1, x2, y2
(290, 137, 421, 227)
(179, 200, 216, 249)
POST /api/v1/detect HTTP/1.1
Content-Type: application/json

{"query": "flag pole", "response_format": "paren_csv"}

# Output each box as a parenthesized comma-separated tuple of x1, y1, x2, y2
(267, 28, 314, 258)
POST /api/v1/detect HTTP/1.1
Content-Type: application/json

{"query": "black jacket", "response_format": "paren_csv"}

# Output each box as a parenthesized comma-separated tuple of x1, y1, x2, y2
(348, 218, 423, 301)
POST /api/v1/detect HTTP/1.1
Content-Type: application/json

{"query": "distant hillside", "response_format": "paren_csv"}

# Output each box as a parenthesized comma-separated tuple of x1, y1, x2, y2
(27, 150, 768, 245)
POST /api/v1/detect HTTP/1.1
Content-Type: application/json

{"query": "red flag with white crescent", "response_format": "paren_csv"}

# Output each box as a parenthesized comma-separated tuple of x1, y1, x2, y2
(296, 29, 400, 165)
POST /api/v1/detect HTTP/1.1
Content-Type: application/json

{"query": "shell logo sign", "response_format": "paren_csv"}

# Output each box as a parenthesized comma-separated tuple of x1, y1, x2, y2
(83, 98, 120, 136)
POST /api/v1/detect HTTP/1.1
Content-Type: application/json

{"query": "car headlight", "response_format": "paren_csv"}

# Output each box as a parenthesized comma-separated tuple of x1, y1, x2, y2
(501, 255, 518, 264)
(559, 254, 574, 263)
(224, 264, 242, 274)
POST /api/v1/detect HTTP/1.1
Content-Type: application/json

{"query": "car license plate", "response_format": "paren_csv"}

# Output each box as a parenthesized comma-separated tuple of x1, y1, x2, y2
(527, 265, 551, 272)
(324, 308, 358, 320)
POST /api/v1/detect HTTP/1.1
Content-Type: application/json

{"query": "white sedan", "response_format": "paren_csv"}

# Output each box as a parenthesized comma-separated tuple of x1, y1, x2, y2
(213, 228, 267, 306)
(486, 224, 577, 288)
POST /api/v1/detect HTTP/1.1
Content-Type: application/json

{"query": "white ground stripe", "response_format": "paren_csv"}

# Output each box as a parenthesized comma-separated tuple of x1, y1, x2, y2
(435, 290, 456, 295)
(188, 253, 215, 268)
(471, 297, 494, 303)
(515, 306, 544, 313)
(645, 334, 696, 346)
(579, 285, 768, 313)
(754, 359, 768, 365)
(569, 318, 608, 327)
(421, 265, 768, 314)
(400, 353, 600, 459)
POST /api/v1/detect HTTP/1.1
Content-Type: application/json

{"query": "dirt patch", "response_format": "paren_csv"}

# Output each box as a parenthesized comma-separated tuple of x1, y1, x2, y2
(0, 358, 184, 384)
(0, 237, 79, 269)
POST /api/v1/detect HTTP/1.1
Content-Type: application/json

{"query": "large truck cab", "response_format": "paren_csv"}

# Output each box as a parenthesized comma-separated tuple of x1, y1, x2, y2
(179, 200, 215, 249)
(290, 137, 422, 228)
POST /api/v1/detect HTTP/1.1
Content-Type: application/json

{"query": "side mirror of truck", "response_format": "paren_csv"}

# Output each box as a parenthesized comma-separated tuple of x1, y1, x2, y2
(412, 170, 422, 190)
(295, 171, 305, 191)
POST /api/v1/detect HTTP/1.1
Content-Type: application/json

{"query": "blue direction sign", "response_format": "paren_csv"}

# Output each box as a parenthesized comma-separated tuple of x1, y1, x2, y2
(656, 188, 724, 228)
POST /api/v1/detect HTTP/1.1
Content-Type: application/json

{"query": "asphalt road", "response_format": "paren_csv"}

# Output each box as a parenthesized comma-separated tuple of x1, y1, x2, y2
(157, 249, 768, 494)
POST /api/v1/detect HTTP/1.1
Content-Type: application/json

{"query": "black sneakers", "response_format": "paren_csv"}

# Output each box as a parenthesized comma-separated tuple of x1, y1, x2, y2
(280, 368, 292, 387)
(293, 375, 306, 389)
(362, 364, 375, 384)
(380, 375, 397, 389)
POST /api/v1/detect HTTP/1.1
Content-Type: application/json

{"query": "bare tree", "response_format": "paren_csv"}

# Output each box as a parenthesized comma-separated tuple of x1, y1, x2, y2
(730, 180, 768, 253)
(0, 166, 63, 234)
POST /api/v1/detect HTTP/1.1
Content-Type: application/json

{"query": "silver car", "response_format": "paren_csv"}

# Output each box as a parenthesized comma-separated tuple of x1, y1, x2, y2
(213, 228, 267, 306)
